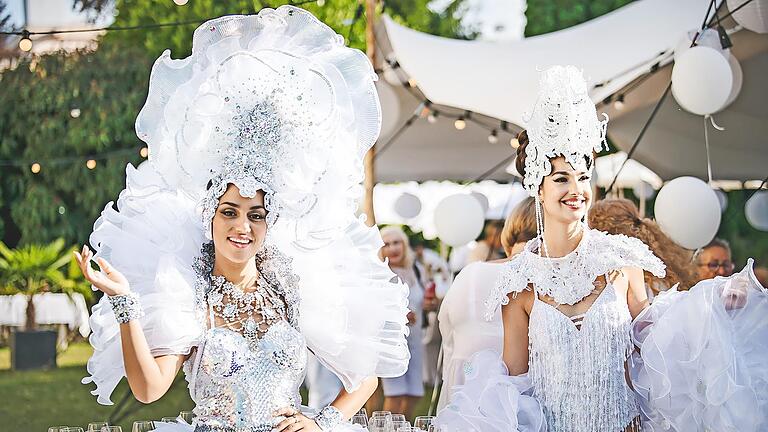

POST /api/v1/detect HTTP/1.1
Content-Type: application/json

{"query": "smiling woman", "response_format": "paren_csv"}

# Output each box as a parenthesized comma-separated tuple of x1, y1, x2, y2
(70, 6, 411, 432)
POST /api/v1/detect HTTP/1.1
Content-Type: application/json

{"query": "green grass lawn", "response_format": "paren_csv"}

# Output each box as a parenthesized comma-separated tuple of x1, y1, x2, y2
(0, 343, 436, 430)
(0, 342, 194, 431)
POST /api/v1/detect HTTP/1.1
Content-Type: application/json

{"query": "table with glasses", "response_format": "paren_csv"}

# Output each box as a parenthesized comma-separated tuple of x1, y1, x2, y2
(48, 411, 193, 432)
(49, 409, 438, 431)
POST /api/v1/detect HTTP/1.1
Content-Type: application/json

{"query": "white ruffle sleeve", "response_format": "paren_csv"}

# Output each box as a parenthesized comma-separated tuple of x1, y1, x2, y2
(433, 350, 546, 432)
(81, 163, 206, 405)
(630, 259, 768, 431)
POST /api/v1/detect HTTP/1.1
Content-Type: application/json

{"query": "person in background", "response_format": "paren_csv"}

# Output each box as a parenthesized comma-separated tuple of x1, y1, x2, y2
(436, 197, 537, 411)
(466, 221, 504, 264)
(380, 226, 426, 420)
(500, 197, 537, 258)
(694, 238, 735, 282)
(412, 239, 451, 389)
(589, 198, 699, 299)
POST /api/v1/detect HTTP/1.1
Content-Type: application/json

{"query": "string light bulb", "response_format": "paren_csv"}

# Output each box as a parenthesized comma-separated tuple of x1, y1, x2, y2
(19, 31, 33, 52)
(140, 147, 149, 158)
(31, 163, 41, 174)
(427, 111, 438, 124)
(173, 0, 189, 5)
(454, 116, 466, 130)
(70, 108, 81, 118)
(408, 78, 417, 88)
(487, 129, 499, 144)
(613, 94, 625, 110)
(86, 159, 97, 170)
(510, 137, 520, 148)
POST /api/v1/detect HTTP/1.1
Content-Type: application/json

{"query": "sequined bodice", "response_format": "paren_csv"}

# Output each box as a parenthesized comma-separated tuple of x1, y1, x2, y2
(185, 321, 307, 432)
(528, 283, 638, 431)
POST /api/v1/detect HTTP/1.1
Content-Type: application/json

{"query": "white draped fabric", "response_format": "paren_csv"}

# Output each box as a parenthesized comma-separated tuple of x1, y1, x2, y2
(0, 293, 91, 337)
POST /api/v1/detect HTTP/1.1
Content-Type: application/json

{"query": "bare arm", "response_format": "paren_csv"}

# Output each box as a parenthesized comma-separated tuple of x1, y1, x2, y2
(501, 290, 531, 376)
(75, 245, 187, 403)
(624, 266, 650, 319)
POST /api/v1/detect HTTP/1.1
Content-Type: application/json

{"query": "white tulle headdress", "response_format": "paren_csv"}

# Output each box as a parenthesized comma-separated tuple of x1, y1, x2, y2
(521, 65, 609, 196)
(83, 6, 409, 405)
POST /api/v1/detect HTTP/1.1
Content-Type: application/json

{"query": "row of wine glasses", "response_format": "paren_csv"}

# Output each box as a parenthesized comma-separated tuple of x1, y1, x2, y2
(48, 411, 194, 432)
(353, 410, 435, 432)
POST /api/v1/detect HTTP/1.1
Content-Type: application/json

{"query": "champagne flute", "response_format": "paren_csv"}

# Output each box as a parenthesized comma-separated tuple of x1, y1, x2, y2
(179, 411, 194, 424)
(102, 427, 122, 432)
(159, 417, 178, 423)
(356, 407, 368, 418)
(131, 421, 155, 432)
(391, 414, 407, 423)
(414, 416, 434, 430)
(87, 422, 108, 432)
(351, 413, 368, 427)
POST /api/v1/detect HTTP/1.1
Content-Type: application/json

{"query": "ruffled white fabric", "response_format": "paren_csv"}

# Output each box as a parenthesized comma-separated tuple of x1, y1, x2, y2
(485, 229, 666, 319)
(438, 262, 505, 411)
(630, 259, 768, 431)
(433, 350, 546, 432)
(82, 163, 205, 405)
(82, 5, 409, 405)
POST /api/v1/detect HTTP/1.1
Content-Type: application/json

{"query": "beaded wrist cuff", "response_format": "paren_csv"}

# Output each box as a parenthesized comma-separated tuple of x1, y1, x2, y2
(108, 292, 144, 324)
(313, 405, 343, 431)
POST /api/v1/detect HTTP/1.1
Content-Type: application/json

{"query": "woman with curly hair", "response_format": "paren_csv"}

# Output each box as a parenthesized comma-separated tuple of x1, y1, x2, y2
(589, 198, 698, 297)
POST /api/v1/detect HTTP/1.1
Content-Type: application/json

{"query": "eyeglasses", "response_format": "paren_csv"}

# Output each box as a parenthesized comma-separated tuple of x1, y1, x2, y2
(698, 261, 735, 272)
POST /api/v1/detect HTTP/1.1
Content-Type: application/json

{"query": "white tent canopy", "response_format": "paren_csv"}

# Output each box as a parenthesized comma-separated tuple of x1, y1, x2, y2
(374, 0, 768, 183)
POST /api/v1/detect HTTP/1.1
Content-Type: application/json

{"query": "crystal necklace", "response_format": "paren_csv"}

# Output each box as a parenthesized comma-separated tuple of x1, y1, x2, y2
(206, 273, 287, 350)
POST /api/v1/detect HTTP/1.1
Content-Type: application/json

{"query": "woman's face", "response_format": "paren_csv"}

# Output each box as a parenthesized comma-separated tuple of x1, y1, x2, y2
(381, 232, 406, 267)
(211, 184, 268, 265)
(539, 156, 593, 226)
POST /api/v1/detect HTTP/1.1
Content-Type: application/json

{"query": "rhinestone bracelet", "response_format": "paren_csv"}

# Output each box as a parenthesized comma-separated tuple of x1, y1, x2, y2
(108, 292, 144, 324)
(313, 405, 343, 431)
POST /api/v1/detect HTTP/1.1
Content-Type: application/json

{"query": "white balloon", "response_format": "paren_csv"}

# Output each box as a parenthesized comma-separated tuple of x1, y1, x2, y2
(470, 191, 490, 213)
(715, 189, 729, 213)
(394, 192, 422, 219)
(745, 191, 768, 231)
(727, 0, 768, 34)
(672, 46, 733, 116)
(674, 28, 725, 61)
(434, 194, 485, 247)
(720, 53, 743, 110)
(632, 181, 656, 200)
(654, 176, 721, 249)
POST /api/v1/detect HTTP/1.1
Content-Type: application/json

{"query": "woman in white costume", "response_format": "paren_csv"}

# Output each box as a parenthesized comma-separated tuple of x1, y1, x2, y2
(434, 65, 768, 432)
(74, 7, 410, 431)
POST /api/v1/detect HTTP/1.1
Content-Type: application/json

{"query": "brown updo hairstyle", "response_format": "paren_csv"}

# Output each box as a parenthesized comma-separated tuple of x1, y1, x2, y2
(589, 198, 698, 292)
(514, 130, 595, 184)
(500, 197, 537, 257)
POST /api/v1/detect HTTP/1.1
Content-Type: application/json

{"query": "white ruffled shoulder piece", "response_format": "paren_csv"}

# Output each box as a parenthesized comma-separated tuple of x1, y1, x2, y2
(82, 163, 206, 405)
(630, 259, 768, 431)
(433, 349, 546, 432)
(484, 228, 666, 320)
(82, 6, 410, 403)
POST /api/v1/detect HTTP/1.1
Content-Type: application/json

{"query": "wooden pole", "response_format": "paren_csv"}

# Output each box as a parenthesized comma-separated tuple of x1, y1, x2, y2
(362, 0, 377, 226)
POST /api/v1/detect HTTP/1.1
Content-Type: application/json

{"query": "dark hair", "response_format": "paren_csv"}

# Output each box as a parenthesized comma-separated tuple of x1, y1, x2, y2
(514, 129, 594, 181)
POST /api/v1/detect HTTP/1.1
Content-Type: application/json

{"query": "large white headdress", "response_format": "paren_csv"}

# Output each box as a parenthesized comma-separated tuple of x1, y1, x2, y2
(521, 65, 608, 196)
(136, 8, 380, 241)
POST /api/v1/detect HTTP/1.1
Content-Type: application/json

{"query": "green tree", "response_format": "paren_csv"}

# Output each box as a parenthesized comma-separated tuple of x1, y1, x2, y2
(0, 0, 472, 248)
(525, 0, 635, 37)
(0, 42, 150, 245)
(0, 239, 89, 329)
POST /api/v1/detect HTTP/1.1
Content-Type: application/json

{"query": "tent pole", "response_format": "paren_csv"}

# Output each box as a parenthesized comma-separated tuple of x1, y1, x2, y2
(362, 0, 378, 226)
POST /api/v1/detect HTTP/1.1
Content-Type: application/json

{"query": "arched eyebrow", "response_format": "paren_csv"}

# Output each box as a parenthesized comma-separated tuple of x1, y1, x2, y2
(220, 201, 266, 210)
(551, 170, 587, 176)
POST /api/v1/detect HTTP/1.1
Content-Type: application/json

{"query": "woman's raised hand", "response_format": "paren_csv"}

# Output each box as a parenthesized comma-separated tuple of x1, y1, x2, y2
(74, 244, 131, 297)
